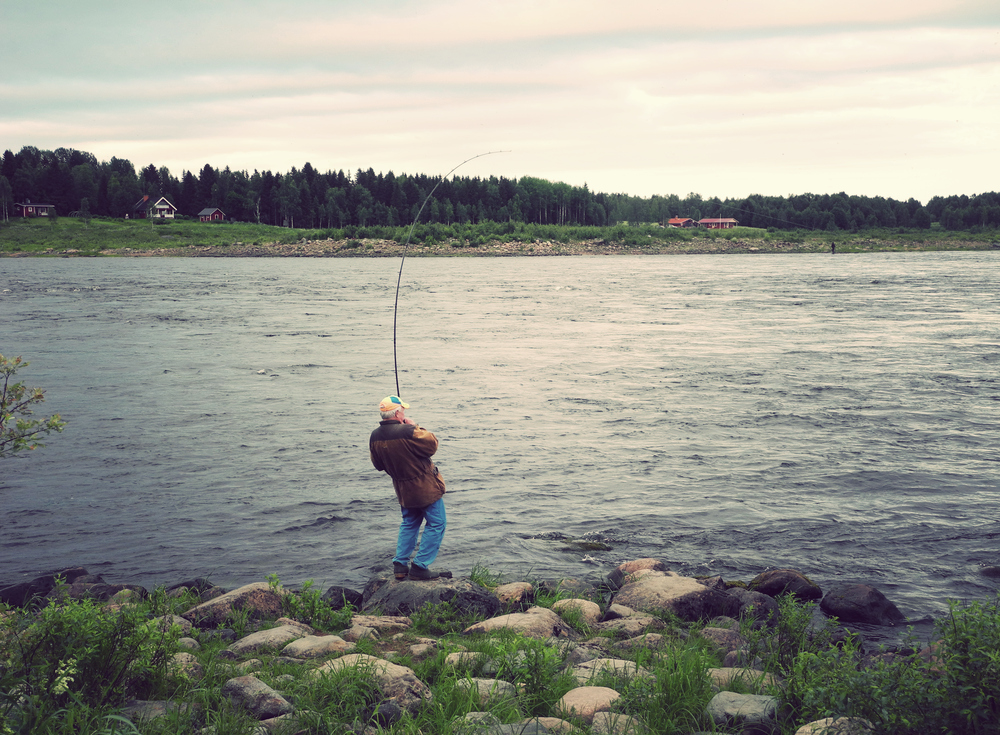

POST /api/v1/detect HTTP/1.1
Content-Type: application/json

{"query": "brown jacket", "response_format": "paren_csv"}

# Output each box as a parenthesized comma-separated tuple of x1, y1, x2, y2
(370, 420, 446, 508)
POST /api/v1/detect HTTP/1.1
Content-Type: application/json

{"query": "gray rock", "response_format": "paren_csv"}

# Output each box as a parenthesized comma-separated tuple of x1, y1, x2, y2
(182, 582, 285, 628)
(748, 569, 822, 602)
(706, 691, 778, 733)
(611, 570, 740, 622)
(820, 583, 906, 625)
(606, 559, 668, 591)
(362, 573, 500, 618)
(222, 675, 294, 720)
(311, 654, 432, 714)
(726, 587, 780, 627)
(463, 606, 578, 640)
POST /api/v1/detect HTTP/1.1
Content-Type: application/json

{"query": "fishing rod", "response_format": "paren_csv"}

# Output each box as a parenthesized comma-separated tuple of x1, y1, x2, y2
(391, 150, 509, 397)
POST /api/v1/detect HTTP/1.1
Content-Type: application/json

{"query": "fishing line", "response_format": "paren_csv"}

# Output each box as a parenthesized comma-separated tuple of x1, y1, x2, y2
(391, 150, 509, 397)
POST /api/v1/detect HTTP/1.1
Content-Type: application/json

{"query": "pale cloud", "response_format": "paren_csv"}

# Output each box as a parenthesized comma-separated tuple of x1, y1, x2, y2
(2, 0, 998, 201)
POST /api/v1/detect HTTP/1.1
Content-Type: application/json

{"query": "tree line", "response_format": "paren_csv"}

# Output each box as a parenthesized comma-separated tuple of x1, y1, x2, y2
(2, 145, 998, 231)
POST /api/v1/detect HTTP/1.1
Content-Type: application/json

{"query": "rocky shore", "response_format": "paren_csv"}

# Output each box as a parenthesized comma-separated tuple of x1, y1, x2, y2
(1, 559, 930, 734)
(93, 235, 991, 258)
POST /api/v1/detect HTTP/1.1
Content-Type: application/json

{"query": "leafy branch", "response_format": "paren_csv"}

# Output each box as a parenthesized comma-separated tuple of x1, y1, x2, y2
(1, 354, 67, 458)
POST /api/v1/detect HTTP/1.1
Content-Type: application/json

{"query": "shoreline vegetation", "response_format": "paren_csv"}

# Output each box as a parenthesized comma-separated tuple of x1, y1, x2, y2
(2, 560, 999, 734)
(2, 217, 1000, 258)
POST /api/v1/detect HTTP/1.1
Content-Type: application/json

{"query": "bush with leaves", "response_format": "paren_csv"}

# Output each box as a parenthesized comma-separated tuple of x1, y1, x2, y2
(0, 354, 66, 457)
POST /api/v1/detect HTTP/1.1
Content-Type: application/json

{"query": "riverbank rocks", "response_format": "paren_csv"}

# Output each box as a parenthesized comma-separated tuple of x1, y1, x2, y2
(606, 559, 668, 590)
(820, 583, 906, 625)
(555, 686, 620, 724)
(362, 572, 501, 618)
(749, 568, 822, 601)
(794, 717, 874, 735)
(0, 566, 90, 607)
(611, 570, 739, 622)
(227, 620, 314, 655)
(182, 581, 284, 627)
(462, 605, 578, 640)
(311, 653, 432, 714)
(706, 691, 779, 732)
(222, 675, 294, 720)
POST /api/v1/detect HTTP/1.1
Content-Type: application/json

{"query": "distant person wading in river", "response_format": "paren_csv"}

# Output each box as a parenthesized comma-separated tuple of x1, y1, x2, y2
(369, 395, 450, 581)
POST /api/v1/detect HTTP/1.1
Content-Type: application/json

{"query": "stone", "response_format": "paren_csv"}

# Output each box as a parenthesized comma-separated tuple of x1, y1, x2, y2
(121, 699, 201, 724)
(571, 658, 652, 685)
(592, 616, 664, 638)
(0, 567, 90, 607)
(350, 614, 413, 634)
(280, 634, 354, 658)
(611, 571, 740, 622)
(454, 678, 520, 708)
(606, 559, 668, 590)
(342, 624, 380, 642)
(222, 675, 294, 720)
(522, 718, 580, 734)
(168, 652, 204, 680)
(794, 717, 874, 735)
(362, 573, 500, 618)
(321, 584, 364, 610)
(706, 667, 783, 693)
(591, 711, 646, 735)
(698, 627, 745, 658)
(311, 654, 432, 714)
(176, 637, 201, 651)
(553, 598, 602, 626)
(227, 622, 314, 656)
(495, 582, 535, 609)
(614, 633, 665, 651)
(462, 605, 578, 640)
(182, 582, 285, 628)
(706, 691, 778, 732)
(555, 686, 620, 725)
(820, 584, 906, 625)
(152, 614, 193, 635)
(748, 569, 822, 602)
(726, 587, 780, 627)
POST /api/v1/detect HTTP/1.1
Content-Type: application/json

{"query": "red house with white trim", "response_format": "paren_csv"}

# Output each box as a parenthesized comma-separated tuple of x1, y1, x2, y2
(667, 217, 696, 228)
(197, 207, 225, 222)
(14, 201, 55, 217)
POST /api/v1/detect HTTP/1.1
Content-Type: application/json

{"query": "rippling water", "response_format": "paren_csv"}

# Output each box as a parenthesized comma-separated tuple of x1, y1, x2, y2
(2, 253, 998, 628)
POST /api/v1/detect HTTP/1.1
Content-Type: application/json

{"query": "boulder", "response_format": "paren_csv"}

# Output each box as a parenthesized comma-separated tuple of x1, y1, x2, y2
(362, 573, 500, 618)
(725, 587, 780, 627)
(350, 614, 412, 634)
(612, 571, 740, 622)
(228, 622, 314, 656)
(555, 686, 620, 725)
(0, 567, 90, 607)
(462, 606, 578, 640)
(820, 584, 906, 625)
(698, 627, 745, 658)
(311, 654, 432, 714)
(495, 582, 535, 609)
(454, 678, 520, 708)
(321, 584, 363, 610)
(280, 634, 354, 658)
(706, 691, 778, 732)
(591, 711, 646, 735)
(222, 675, 294, 720)
(748, 569, 822, 602)
(182, 582, 284, 628)
(794, 717, 874, 735)
(607, 559, 668, 591)
(553, 598, 602, 626)
(571, 658, 652, 685)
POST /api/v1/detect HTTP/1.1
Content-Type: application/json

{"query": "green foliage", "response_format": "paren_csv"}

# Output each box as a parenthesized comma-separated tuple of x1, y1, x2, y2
(266, 574, 354, 632)
(0, 354, 66, 458)
(0, 586, 178, 733)
(410, 600, 485, 636)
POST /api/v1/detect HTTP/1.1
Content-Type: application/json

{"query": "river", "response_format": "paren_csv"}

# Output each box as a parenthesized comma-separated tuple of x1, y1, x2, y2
(2, 253, 998, 632)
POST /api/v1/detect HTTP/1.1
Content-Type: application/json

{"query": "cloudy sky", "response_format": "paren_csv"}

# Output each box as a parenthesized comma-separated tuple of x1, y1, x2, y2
(4, 0, 998, 203)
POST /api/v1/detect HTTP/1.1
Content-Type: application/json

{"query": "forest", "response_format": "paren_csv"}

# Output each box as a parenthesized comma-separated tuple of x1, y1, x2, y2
(3, 145, 999, 232)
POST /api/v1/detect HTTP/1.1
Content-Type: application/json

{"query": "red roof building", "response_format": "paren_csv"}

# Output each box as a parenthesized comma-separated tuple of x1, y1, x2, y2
(14, 201, 55, 217)
(699, 218, 739, 229)
(197, 207, 226, 222)
(667, 217, 697, 228)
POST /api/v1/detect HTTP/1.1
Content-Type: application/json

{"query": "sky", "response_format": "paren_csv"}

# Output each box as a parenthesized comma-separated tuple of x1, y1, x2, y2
(3, 0, 999, 204)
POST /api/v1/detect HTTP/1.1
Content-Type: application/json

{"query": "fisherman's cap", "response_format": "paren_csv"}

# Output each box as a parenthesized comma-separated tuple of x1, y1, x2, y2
(379, 395, 410, 412)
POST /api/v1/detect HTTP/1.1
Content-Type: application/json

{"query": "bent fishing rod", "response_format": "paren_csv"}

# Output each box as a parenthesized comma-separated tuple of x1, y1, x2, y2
(391, 150, 509, 398)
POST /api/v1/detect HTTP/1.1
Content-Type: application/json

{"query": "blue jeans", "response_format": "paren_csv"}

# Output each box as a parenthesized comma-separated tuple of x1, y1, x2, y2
(393, 498, 446, 569)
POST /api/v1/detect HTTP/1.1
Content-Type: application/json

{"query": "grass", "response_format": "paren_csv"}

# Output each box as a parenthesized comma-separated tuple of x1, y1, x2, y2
(2, 216, 999, 257)
(3, 574, 1000, 734)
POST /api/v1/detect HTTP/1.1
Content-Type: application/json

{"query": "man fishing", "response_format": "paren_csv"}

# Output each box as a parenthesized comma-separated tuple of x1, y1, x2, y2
(370, 395, 450, 581)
